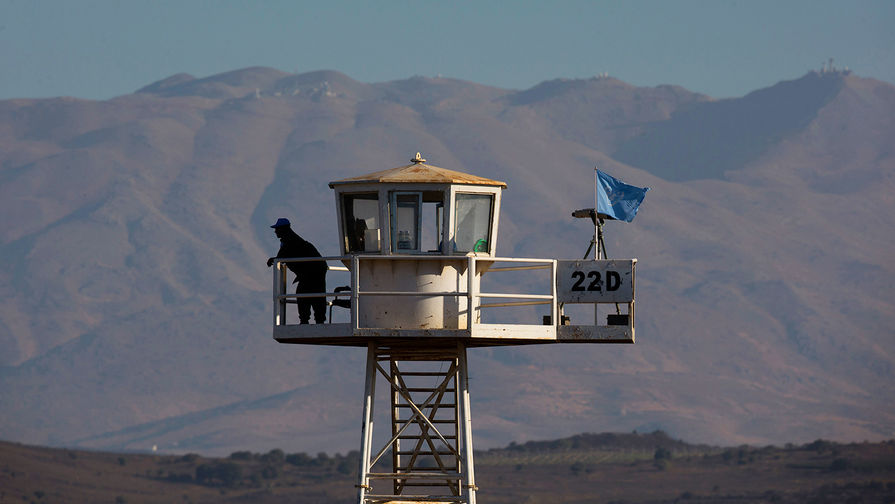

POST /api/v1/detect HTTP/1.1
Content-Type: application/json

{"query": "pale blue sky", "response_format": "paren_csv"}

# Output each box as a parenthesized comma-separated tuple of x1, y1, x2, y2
(1, 0, 893, 100)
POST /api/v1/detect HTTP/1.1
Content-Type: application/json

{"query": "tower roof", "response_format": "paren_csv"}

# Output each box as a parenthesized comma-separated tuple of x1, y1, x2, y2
(329, 153, 507, 188)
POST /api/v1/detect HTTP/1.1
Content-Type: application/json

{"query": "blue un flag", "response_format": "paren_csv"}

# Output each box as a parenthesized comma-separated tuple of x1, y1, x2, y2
(596, 170, 649, 222)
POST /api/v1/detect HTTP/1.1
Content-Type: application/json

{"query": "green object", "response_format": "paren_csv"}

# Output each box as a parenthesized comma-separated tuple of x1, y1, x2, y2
(473, 239, 488, 252)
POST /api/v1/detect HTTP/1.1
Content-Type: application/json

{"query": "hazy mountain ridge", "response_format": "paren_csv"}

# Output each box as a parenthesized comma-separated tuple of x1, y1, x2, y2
(503, 76, 710, 153)
(0, 67, 892, 456)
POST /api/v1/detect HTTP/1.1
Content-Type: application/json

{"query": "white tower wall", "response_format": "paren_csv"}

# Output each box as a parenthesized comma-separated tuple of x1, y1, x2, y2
(356, 259, 480, 329)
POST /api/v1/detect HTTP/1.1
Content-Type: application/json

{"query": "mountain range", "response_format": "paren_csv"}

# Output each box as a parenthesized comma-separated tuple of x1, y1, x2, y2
(0, 66, 892, 456)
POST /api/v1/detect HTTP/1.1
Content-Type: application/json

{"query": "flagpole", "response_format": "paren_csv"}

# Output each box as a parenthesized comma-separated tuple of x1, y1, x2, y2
(594, 167, 600, 260)
(593, 167, 600, 328)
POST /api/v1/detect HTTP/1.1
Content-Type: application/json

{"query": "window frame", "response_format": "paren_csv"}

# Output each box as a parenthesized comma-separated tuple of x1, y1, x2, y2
(389, 191, 423, 253)
(340, 191, 381, 253)
(452, 192, 495, 254)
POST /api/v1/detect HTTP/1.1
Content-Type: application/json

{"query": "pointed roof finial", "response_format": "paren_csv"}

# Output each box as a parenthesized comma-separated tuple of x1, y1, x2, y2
(411, 152, 426, 164)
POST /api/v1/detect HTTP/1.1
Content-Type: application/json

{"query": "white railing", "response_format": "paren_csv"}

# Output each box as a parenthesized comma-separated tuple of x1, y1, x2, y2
(272, 255, 558, 331)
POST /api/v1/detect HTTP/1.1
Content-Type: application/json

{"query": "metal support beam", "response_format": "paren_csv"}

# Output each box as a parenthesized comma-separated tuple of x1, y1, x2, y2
(457, 343, 477, 504)
(357, 342, 377, 502)
(357, 344, 476, 504)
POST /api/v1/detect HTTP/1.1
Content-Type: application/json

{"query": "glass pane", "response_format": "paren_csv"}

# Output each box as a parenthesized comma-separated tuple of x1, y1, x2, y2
(454, 193, 493, 252)
(421, 201, 444, 253)
(393, 193, 420, 251)
(343, 193, 379, 252)
(436, 203, 443, 252)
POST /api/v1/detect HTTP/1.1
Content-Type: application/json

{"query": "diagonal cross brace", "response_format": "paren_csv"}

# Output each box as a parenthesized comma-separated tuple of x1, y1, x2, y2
(369, 360, 461, 468)
(393, 363, 459, 495)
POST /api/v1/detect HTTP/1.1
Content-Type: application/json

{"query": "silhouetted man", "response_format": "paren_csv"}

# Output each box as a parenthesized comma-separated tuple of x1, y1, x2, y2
(267, 218, 327, 324)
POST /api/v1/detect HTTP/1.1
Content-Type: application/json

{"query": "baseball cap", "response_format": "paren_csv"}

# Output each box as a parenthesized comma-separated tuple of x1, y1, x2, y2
(270, 218, 291, 228)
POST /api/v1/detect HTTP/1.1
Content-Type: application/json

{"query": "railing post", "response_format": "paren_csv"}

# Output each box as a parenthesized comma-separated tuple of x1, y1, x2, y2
(629, 260, 636, 340)
(273, 261, 284, 327)
(551, 259, 558, 329)
(467, 255, 476, 331)
(352, 255, 360, 332)
(272, 260, 277, 327)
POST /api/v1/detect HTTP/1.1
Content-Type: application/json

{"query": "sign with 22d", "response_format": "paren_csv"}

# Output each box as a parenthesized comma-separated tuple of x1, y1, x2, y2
(556, 259, 635, 303)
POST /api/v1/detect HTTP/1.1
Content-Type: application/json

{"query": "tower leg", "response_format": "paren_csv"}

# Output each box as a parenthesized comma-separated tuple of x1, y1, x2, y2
(357, 342, 377, 503)
(457, 343, 477, 504)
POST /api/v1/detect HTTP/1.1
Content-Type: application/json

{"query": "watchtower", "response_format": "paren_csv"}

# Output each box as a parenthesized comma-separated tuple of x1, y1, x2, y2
(272, 154, 636, 503)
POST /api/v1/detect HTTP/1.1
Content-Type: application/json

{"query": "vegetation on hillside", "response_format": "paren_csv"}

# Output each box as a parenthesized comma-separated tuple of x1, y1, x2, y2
(2, 432, 894, 503)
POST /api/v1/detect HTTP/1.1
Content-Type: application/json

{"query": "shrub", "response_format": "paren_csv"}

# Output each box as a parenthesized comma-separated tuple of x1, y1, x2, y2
(261, 449, 285, 464)
(830, 458, 849, 471)
(261, 465, 279, 479)
(762, 490, 782, 502)
(337, 459, 354, 475)
(806, 439, 832, 452)
(196, 464, 215, 484)
(196, 462, 243, 487)
(166, 472, 193, 483)
(229, 451, 253, 461)
(344, 450, 360, 465)
(216, 462, 242, 487)
(286, 452, 312, 466)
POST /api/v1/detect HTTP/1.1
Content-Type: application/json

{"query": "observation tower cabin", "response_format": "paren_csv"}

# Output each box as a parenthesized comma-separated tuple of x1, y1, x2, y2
(270, 153, 636, 504)
(273, 153, 635, 346)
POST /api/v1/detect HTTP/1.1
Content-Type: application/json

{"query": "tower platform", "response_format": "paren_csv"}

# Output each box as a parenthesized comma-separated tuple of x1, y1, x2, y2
(273, 254, 635, 347)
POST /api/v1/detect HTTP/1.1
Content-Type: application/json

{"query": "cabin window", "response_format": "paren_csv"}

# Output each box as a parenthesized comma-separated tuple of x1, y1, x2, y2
(390, 192, 422, 252)
(342, 193, 380, 252)
(454, 193, 493, 253)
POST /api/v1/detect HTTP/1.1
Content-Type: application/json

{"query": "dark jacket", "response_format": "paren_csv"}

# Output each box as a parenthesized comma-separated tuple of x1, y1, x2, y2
(276, 227, 327, 287)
